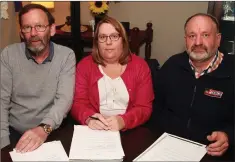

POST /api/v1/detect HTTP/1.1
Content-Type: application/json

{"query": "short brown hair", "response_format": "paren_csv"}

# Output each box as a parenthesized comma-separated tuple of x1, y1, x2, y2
(19, 4, 55, 27)
(92, 16, 131, 66)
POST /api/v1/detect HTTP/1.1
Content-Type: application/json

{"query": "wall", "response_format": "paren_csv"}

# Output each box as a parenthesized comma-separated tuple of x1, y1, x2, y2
(80, 2, 93, 24)
(17, 2, 208, 65)
(22, 2, 70, 25)
(1, 2, 70, 51)
(81, 2, 208, 65)
(0, 2, 20, 50)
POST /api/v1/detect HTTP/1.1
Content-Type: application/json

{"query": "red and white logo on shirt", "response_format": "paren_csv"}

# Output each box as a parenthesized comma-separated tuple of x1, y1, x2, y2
(204, 89, 223, 98)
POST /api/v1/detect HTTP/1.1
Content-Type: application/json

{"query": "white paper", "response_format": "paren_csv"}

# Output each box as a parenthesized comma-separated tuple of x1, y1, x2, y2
(134, 132, 207, 161)
(69, 125, 125, 160)
(10, 141, 69, 161)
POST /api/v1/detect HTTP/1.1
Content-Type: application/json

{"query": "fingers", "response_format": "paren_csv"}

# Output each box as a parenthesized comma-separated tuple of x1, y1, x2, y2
(88, 114, 124, 131)
(16, 134, 43, 153)
(207, 141, 229, 152)
(20, 138, 36, 153)
(15, 131, 33, 152)
(88, 119, 109, 130)
(207, 139, 224, 149)
(94, 120, 109, 130)
(27, 140, 42, 152)
(207, 131, 228, 149)
(15, 127, 47, 153)
(16, 135, 32, 153)
(96, 115, 109, 126)
(207, 132, 217, 142)
(207, 146, 228, 156)
(206, 131, 229, 157)
(106, 116, 120, 131)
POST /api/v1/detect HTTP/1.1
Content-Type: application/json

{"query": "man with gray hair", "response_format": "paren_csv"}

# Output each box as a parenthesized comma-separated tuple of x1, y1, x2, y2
(1, 4, 76, 152)
(151, 13, 234, 159)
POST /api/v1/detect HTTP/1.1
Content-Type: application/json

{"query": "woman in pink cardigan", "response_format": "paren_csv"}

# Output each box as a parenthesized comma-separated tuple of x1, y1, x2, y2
(71, 16, 154, 131)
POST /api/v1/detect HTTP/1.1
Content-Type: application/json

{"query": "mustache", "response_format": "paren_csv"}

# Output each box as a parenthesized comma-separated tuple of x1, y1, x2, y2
(191, 45, 207, 51)
(28, 36, 42, 43)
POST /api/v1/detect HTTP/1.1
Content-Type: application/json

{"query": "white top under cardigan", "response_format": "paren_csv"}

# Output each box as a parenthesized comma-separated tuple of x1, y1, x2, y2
(98, 65, 129, 116)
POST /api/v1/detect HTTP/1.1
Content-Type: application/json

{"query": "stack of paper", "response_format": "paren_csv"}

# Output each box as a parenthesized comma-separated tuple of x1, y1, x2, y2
(10, 141, 69, 161)
(134, 132, 207, 161)
(69, 125, 125, 162)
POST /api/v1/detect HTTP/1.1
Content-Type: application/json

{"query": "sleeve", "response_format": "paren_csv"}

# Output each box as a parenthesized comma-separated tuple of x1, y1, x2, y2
(223, 60, 234, 148)
(221, 91, 234, 148)
(148, 59, 169, 126)
(40, 51, 76, 129)
(70, 60, 97, 125)
(120, 61, 154, 130)
(222, 126, 234, 148)
(1, 48, 12, 148)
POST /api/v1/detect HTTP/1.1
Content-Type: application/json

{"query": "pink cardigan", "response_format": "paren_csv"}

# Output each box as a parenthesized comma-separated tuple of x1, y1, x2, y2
(71, 54, 154, 130)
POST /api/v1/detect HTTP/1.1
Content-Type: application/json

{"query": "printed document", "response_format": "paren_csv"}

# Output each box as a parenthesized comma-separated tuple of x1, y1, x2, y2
(134, 132, 207, 161)
(9, 140, 69, 161)
(69, 125, 125, 161)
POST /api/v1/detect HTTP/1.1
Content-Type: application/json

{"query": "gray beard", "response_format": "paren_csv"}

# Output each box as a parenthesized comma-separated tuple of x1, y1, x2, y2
(188, 51, 214, 63)
(27, 41, 46, 56)
(27, 46, 45, 56)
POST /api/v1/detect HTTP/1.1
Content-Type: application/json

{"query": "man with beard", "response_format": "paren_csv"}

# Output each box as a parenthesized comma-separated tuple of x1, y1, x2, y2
(1, 4, 76, 152)
(150, 13, 234, 159)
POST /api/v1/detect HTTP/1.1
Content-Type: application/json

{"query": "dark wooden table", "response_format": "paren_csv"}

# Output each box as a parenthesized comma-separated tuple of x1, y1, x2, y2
(1, 121, 234, 162)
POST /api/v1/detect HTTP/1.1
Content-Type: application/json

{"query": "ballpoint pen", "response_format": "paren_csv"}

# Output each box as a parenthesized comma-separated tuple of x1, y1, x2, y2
(89, 116, 100, 120)
(89, 116, 108, 126)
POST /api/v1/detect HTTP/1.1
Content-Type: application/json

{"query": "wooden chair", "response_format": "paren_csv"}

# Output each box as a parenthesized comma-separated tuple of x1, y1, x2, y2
(129, 22, 153, 60)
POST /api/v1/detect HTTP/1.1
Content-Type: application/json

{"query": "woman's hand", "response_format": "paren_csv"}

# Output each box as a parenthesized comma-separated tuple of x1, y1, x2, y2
(106, 115, 125, 131)
(86, 113, 109, 130)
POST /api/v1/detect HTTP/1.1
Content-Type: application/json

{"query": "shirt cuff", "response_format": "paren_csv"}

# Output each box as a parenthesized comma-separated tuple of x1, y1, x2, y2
(1, 136, 10, 149)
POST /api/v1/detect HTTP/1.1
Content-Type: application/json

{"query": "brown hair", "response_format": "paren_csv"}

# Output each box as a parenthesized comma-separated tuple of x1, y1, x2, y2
(19, 4, 55, 27)
(92, 16, 131, 66)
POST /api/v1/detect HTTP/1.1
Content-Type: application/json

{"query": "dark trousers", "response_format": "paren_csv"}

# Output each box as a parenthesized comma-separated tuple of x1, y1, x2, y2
(9, 126, 22, 147)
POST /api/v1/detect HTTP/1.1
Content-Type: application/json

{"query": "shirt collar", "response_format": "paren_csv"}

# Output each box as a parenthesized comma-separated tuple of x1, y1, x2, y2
(189, 51, 223, 78)
(25, 41, 54, 64)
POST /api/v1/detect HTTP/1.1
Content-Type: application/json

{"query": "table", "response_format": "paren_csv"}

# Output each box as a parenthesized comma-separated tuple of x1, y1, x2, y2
(1, 121, 234, 162)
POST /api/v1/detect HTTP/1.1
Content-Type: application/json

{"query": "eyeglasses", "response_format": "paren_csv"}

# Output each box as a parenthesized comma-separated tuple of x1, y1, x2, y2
(21, 24, 50, 33)
(98, 33, 120, 43)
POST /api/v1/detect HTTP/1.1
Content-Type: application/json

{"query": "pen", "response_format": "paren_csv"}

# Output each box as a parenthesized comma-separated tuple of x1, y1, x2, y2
(89, 116, 99, 120)
(89, 116, 108, 127)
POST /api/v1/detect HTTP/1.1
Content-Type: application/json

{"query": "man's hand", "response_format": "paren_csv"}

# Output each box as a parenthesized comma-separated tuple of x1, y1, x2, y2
(207, 131, 229, 156)
(87, 113, 109, 130)
(15, 126, 48, 153)
(106, 115, 125, 131)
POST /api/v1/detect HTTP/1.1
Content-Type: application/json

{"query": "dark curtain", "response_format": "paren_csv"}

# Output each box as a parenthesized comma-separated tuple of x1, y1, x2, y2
(70, 2, 83, 63)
